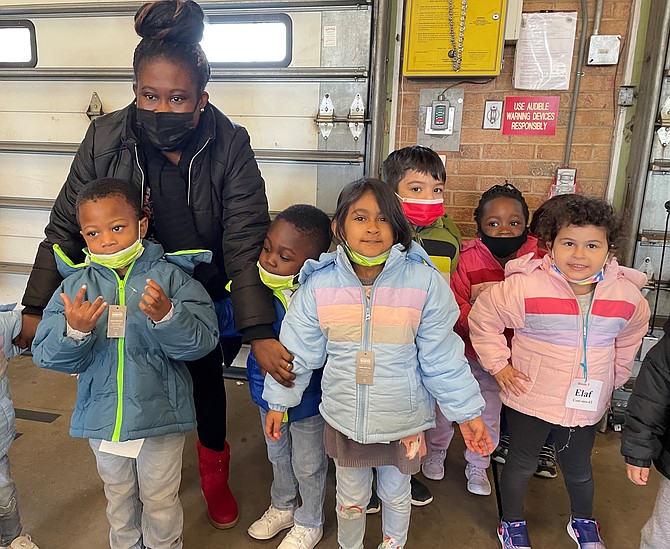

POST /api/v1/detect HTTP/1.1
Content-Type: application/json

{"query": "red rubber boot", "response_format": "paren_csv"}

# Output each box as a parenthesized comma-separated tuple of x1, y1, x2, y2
(197, 440, 239, 529)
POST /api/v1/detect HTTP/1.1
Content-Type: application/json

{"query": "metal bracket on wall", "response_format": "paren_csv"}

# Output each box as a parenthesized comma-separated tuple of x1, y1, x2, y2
(347, 93, 365, 141)
(86, 92, 104, 120)
(316, 94, 335, 140)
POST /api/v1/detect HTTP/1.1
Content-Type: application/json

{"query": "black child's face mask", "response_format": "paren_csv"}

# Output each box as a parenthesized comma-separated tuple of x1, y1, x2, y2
(136, 102, 199, 152)
(480, 229, 528, 259)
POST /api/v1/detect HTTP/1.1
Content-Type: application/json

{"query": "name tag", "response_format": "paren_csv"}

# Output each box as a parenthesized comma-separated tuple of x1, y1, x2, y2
(565, 378, 603, 411)
(356, 350, 375, 385)
(107, 305, 127, 338)
(99, 438, 145, 458)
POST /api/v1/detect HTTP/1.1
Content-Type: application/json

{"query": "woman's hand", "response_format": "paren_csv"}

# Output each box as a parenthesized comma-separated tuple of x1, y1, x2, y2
(61, 285, 107, 333)
(626, 464, 649, 486)
(251, 339, 295, 387)
(139, 279, 172, 322)
(458, 417, 494, 456)
(494, 363, 530, 397)
(264, 410, 285, 441)
(12, 313, 41, 349)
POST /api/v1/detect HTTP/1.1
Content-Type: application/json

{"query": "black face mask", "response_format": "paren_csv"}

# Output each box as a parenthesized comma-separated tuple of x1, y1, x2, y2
(481, 229, 528, 259)
(136, 104, 199, 151)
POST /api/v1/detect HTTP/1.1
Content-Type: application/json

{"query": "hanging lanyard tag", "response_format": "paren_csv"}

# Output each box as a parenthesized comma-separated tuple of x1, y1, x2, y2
(356, 351, 375, 385)
(107, 305, 127, 338)
(565, 378, 603, 411)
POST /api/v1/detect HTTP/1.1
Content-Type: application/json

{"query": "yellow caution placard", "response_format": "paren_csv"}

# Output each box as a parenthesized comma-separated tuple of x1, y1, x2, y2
(403, 0, 507, 77)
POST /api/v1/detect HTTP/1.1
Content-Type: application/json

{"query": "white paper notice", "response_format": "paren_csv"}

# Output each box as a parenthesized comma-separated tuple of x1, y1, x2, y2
(324, 25, 337, 47)
(513, 12, 578, 91)
(99, 439, 145, 458)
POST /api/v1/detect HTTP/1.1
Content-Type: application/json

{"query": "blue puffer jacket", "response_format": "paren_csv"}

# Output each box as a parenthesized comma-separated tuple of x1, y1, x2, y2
(216, 295, 323, 423)
(32, 241, 219, 442)
(263, 242, 485, 444)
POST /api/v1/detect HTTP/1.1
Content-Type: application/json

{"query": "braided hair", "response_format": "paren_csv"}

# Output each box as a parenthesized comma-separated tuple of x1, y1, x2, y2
(133, 0, 211, 95)
(473, 182, 529, 232)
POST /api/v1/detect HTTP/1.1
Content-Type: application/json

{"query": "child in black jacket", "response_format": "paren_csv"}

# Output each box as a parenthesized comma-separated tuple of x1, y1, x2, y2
(621, 317, 670, 548)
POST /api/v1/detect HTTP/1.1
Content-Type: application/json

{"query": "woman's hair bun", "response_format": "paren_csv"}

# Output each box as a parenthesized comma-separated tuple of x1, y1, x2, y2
(135, 0, 205, 44)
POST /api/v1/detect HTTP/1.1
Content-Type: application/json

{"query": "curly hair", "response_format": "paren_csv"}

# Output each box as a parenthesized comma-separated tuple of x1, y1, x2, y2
(381, 146, 446, 191)
(473, 182, 529, 231)
(533, 194, 624, 249)
(133, 0, 211, 95)
(274, 204, 332, 257)
(76, 178, 143, 223)
(332, 178, 412, 251)
(528, 193, 573, 236)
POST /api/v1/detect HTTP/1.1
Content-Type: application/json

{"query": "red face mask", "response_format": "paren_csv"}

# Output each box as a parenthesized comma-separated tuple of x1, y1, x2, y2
(397, 196, 445, 227)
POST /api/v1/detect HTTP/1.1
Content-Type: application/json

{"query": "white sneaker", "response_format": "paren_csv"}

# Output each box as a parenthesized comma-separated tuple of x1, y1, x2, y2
(6, 536, 39, 549)
(278, 524, 323, 549)
(421, 449, 447, 480)
(465, 463, 491, 496)
(247, 505, 294, 540)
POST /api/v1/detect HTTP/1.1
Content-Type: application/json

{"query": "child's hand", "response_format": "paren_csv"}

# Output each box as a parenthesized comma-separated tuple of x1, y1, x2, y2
(61, 285, 107, 333)
(494, 363, 530, 397)
(12, 313, 41, 349)
(458, 417, 494, 456)
(626, 464, 649, 486)
(139, 279, 172, 322)
(251, 339, 296, 387)
(264, 410, 285, 441)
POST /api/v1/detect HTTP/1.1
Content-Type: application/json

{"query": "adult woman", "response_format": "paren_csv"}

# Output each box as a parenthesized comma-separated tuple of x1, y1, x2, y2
(15, 0, 294, 530)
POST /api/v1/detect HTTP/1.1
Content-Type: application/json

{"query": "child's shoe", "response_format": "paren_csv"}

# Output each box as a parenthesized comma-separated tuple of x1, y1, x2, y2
(421, 449, 447, 480)
(277, 524, 323, 549)
(378, 537, 402, 548)
(535, 444, 558, 478)
(567, 517, 606, 548)
(247, 505, 294, 540)
(498, 521, 531, 549)
(366, 489, 381, 514)
(492, 435, 510, 464)
(465, 463, 491, 496)
(7, 536, 39, 549)
(409, 477, 433, 506)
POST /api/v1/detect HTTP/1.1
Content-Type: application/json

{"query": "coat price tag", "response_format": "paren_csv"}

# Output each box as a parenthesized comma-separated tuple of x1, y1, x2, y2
(356, 350, 375, 385)
(565, 378, 603, 411)
(107, 305, 127, 338)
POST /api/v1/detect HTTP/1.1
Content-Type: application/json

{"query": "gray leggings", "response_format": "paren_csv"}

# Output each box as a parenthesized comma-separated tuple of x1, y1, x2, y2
(501, 408, 597, 522)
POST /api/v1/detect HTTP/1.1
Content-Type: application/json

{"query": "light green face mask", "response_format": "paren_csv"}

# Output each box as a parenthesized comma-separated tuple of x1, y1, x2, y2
(257, 262, 299, 292)
(344, 245, 390, 267)
(86, 239, 144, 270)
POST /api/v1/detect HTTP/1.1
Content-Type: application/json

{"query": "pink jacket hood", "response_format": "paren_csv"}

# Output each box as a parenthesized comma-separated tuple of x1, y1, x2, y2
(469, 253, 650, 427)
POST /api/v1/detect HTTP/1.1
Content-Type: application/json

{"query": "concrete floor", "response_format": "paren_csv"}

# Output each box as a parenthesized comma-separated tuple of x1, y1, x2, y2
(8, 354, 658, 548)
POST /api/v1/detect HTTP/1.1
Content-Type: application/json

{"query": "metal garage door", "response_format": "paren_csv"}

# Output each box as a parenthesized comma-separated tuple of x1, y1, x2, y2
(0, 0, 386, 306)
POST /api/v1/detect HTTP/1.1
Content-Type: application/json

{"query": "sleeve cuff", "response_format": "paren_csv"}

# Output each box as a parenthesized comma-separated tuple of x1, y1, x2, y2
(241, 324, 276, 343)
(268, 404, 288, 412)
(66, 322, 91, 341)
(22, 306, 44, 318)
(623, 456, 653, 468)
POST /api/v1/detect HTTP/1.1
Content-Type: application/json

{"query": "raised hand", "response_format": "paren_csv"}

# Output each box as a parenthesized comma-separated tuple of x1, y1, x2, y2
(139, 278, 172, 322)
(61, 285, 107, 333)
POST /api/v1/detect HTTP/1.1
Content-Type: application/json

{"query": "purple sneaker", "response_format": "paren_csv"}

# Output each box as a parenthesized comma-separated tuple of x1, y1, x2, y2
(498, 520, 532, 549)
(567, 517, 606, 548)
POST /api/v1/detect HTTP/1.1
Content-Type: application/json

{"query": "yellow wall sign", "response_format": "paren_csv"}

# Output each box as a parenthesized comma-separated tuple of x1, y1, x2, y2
(403, 0, 507, 77)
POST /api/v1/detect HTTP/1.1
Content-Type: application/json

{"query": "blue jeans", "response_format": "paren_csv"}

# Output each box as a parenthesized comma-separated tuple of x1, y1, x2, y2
(0, 455, 21, 546)
(90, 433, 185, 549)
(335, 461, 410, 549)
(259, 409, 327, 529)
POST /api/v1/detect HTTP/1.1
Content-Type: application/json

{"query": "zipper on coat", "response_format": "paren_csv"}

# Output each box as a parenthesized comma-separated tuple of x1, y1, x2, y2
(133, 143, 146, 210)
(187, 137, 211, 206)
(110, 263, 136, 442)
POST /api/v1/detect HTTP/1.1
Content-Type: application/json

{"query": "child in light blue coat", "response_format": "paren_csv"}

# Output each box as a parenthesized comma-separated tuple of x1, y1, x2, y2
(0, 305, 40, 549)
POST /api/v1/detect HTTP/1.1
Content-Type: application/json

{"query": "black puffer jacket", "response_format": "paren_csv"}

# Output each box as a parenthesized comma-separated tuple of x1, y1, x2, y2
(621, 318, 670, 480)
(23, 103, 274, 337)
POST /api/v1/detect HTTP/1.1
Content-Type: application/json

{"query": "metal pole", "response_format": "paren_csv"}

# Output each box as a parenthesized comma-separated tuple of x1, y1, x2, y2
(564, 0, 589, 166)
(621, 1, 670, 266)
(367, 0, 392, 178)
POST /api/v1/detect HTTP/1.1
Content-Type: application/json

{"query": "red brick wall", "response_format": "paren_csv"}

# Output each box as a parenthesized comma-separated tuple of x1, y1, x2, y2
(393, 0, 633, 237)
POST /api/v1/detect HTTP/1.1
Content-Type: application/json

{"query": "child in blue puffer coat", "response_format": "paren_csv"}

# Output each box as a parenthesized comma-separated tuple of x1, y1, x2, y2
(264, 178, 492, 549)
(32, 178, 218, 549)
(216, 204, 332, 549)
